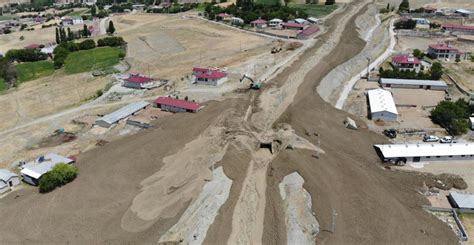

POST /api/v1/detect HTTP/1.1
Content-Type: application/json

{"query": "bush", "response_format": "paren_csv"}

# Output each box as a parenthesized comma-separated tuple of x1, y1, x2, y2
(430, 99, 471, 135)
(53, 46, 69, 69)
(394, 19, 416, 29)
(78, 39, 96, 50)
(5, 49, 48, 62)
(38, 163, 78, 193)
(97, 36, 125, 47)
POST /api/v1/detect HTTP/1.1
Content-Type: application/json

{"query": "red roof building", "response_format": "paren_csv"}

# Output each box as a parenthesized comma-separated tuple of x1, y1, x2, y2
(297, 25, 320, 39)
(251, 18, 268, 28)
(123, 75, 156, 89)
(194, 70, 228, 86)
(217, 13, 233, 21)
(427, 43, 468, 61)
(24, 44, 41, 49)
(391, 55, 422, 73)
(282, 22, 305, 30)
(154, 96, 203, 113)
(441, 24, 474, 34)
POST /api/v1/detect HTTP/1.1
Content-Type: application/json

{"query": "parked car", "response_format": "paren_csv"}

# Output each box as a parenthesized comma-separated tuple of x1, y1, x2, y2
(383, 128, 397, 138)
(423, 135, 439, 142)
(440, 136, 456, 143)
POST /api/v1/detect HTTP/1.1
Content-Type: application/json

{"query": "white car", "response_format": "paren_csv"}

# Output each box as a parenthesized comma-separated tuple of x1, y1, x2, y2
(440, 136, 456, 143)
(423, 135, 439, 142)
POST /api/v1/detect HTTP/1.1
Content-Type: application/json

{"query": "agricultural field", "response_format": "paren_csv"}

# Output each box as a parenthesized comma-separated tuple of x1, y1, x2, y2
(64, 47, 122, 74)
(16, 60, 54, 83)
(290, 3, 339, 17)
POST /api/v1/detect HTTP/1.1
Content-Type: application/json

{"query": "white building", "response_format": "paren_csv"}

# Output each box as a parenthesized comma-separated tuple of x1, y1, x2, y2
(269, 18, 283, 27)
(95, 101, 150, 128)
(307, 17, 320, 24)
(0, 169, 20, 194)
(449, 192, 474, 210)
(20, 153, 74, 186)
(374, 143, 474, 163)
(380, 78, 448, 91)
(294, 18, 308, 25)
(470, 117, 474, 130)
(367, 89, 398, 121)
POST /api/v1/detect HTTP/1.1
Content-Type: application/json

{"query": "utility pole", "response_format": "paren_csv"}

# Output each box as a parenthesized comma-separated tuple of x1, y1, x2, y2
(366, 57, 371, 80)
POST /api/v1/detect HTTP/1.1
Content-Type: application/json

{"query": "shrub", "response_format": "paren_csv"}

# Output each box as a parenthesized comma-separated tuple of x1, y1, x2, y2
(5, 49, 48, 62)
(430, 99, 471, 135)
(97, 36, 125, 47)
(78, 39, 96, 50)
(53, 46, 70, 69)
(39, 163, 78, 193)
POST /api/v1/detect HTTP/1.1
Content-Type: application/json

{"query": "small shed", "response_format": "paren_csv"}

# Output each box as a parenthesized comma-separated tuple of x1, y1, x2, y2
(95, 101, 150, 128)
(307, 17, 320, 24)
(282, 22, 305, 30)
(20, 153, 75, 186)
(154, 97, 203, 113)
(269, 18, 283, 27)
(379, 78, 448, 91)
(367, 88, 398, 121)
(449, 192, 474, 210)
(250, 18, 267, 28)
(0, 169, 20, 194)
(294, 18, 308, 25)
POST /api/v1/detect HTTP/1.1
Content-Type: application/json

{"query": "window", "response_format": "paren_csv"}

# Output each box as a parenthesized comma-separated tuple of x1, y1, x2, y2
(426, 156, 431, 159)
(436, 156, 441, 158)
(461, 155, 465, 157)
(449, 156, 453, 158)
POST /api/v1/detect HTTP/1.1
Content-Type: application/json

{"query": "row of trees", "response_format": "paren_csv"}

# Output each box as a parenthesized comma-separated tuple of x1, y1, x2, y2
(379, 62, 443, 80)
(55, 25, 92, 45)
(431, 99, 474, 135)
(5, 48, 48, 62)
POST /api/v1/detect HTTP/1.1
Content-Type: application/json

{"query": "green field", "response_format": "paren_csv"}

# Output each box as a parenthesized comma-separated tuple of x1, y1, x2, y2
(290, 3, 338, 18)
(0, 78, 7, 92)
(16, 60, 54, 83)
(69, 8, 88, 16)
(64, 47, 122, 74)
(255, 0, 281, 5)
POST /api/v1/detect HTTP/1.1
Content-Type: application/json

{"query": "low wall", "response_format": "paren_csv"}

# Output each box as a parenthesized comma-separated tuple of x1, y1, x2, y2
(396, 29, 447, 37)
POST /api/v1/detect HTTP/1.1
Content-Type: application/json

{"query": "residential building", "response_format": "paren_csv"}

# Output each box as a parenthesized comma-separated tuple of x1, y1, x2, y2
(380, 78, 448, 91)
(231, 17, 244, 25)
(391, 54, 422, 73)
(296, 25, 320, 40)
(442, 24, 474, 35)
(217, 13, 233, 22)
(154, 96, 203, 113)
(294, 18, 308, 25)
(250, 18, 267, 28)
(194, 70, 228, 86)
(367, 88, 398, 121)
(0, 169, 20, 194)
(20, 153, 75, 186)
(95, 101, 150, 128)
(374, 143, 474, 163)
(269, 18, 283, 27)
(455, 9, 473, 18)
(428, 43, 469, 60)
(123, 75, 156, 89)
(307, 17, 320, 24)
(282, 22, 305, 30)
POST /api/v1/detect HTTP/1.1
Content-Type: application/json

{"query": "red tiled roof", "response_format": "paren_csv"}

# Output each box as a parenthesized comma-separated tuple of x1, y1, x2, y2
(196, 71, 227, 79)
(282, 22, 305, 28)
(442, 24, 474, 31)
(392, 55, 421, 65)
(299, 25, 320, 37)
(125, 76, 154, 84)
(428, 43, 458, 51)
(251, 18, 267, 24)
(24, 44, 41, 49)
(155, 97, 203, 111)
(217, 13, 232, 18)
(193, 67, 211, 72)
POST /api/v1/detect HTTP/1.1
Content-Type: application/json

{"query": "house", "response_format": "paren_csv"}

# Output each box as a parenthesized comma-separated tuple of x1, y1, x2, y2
(192, 67, 228, 86)
(282, 22, 305, 30)
(20, 153, 75, 186)
(374, 143, 474, 164)
(294, 18, 308, 25)
(391, 54, 422, 72)
(380, 78, 448, 91)
(442, 24, 474, 35)
(231, 17, 244, 25)
(296, 25, 320, 40)
(250, 18, 267, 28)
(95, 101, 150, 128)
(123, 75, 156, 89)
(449, 192, 474, 211)
(0, 169, 20, 194)
(154, 96, 203, 113)
(428, 43, 469, 61)
(269, 18, 283, 27)
(217, 13, 233, 22)
(62, 16, 83, 26)
(412, 18, 430, 25)
(367, 88, 398, 121)
(24, 43, 41, 49)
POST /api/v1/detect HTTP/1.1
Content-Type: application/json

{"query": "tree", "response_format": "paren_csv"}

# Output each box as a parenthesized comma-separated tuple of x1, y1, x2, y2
(55, 27, 60, 44)
(39, 163, 78, 193)
(431, 99, 470, 135)
(399, 0, 409, 12)
(284, 0, 290, 7)
(412, 49, 423, 58)
(107, 20, 115, 35)
(430, 62, 443, 80)
(386, 3, 390, 10)
(325, 0, 335, 5)
(91, 4, 97, 16)
(67, 27, 73, 41)
(82, 24, 90, 37)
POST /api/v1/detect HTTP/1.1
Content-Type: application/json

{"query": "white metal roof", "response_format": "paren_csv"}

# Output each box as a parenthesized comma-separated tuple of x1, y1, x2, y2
(0, 169, 17, 182)
(450, 192, 474, 209)
(269, 18, 282, 22)
(294, 18, 307, 24)
(367, 89, 398, 115)
(374, 143, 474, 158)
(96, 101, 150, 125)
(456, 9, 472, 14)
(20, 153, 73, 180)
(307, 17, 319, 23)
(380, 78, 447, 87)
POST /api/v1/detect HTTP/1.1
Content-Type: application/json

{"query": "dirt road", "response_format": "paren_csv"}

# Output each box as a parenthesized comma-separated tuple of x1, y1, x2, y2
(0, 1, 460, 244)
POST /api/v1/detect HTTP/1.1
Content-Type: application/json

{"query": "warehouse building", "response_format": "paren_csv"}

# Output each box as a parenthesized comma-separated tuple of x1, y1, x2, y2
(20, 153, 75, 186)
(449, 192, 474, 211)
(154, 96, 203, 113)
(95, 101, 150, 128)
(0, 169, 20, 194)
(367, 89, 398, 121)
(374, 143, 474, 164)
(380, 78, 448, 91)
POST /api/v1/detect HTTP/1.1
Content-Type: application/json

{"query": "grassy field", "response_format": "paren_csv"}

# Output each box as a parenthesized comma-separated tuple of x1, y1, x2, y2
(255, 0, 280, 5)
(64, 47, 122, 74)
(0, 78, 7, 92)
(16, 61, 55, 83)
(290, 3, 338, 18)
(69, 8, 88, 16)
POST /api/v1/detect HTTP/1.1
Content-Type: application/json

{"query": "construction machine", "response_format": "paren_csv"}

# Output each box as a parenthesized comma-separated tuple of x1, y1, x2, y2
(240, 74, 262, 90)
